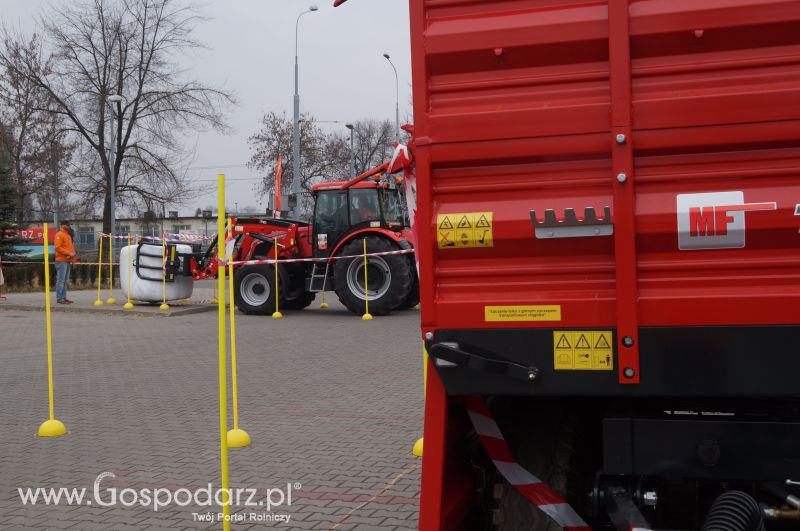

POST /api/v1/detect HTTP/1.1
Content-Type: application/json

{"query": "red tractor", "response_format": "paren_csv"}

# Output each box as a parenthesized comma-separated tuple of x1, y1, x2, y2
(191, 161, 418, 316)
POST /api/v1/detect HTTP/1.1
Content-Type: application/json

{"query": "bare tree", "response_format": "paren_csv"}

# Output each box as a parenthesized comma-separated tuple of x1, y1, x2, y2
(0, 0, 235, 233)
(0, 34, 74, 223)
(248, 112, 349, 217)
(248, 115, 404, 218)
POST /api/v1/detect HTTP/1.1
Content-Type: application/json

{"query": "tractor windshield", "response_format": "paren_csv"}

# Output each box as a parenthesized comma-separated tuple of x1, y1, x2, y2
(380, 188, 405, 226)
(349, 189, 380, 226)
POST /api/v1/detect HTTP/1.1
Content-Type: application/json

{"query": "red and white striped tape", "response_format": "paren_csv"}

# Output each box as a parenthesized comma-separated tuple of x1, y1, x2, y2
(100, 233, 214, 242)
(463, 396, 592, 531)
(223, 248, 414, 267)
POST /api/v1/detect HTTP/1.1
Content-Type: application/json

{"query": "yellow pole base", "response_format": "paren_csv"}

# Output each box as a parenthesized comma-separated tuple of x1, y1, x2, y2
(38, 419, 67, 437)
(272, 311, 283, 319)
(362, 313, 373, 321)
(159, 303, 170, 311)
(123, 302, 134, 310)
(106, 297, 117, 305)
(210, 299, 218, 305)
(320, 302, 329, 309)
(180, 298, 191, 302)
(93, 299, 104, 307)
(412, 437, 423, 457)
(226, 428, 252, 448)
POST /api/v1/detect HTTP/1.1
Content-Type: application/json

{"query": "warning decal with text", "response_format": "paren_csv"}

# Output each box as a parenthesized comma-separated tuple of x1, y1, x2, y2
(485, 305, 561, 322)
(553, 331, 613, 370)
(437, 212, 493, 249)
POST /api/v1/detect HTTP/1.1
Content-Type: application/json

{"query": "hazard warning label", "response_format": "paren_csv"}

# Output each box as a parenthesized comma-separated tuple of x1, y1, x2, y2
(485, 305, 561, 322)
(437, 212, 493, 249)
(553, 331, 614, 370)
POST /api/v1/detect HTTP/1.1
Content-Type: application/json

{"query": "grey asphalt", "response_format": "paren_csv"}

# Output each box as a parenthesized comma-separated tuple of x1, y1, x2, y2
(0, 287, 424, 530)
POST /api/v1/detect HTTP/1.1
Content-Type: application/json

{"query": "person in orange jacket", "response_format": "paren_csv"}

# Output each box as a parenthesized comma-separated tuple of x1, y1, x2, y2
(54, 221, 79, 304)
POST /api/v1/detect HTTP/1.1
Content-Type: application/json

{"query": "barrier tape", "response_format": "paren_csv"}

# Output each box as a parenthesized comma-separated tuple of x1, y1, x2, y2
(99, 233, 215, 242)
(3, 248, 414, 268)
(2, 260, 121, 266)
(463, 396, 592, 531)
(222, 248, 414, 267)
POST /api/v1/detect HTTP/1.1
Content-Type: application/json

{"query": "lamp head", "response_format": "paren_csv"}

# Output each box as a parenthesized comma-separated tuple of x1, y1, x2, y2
(309, 5, 319, 11)
(383, 53, 390, 60)
(345, 123, 354, 130)
(108, 94, 124, 103)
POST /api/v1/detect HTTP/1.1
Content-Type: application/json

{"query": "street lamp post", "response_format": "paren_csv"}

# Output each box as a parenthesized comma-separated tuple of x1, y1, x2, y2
(292, 5, 319, 219)
(345, 123, 355, 178)
(107, 94, 125, 247)
(382, 53, 400, 141)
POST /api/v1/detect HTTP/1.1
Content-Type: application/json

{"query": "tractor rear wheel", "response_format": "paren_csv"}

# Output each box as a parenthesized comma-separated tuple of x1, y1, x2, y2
(233, 264, 279, 315)
(398, 264, 419, 310)
(333, 236, 411, 315)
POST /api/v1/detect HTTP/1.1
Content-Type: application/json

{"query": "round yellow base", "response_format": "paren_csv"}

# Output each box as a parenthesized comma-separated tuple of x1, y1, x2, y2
(362, 313, 373, 321)
(38, 419, 67, 437)
(106, 297, 117, 305)
(159, 303, 170, 311)
(227, 428, 252, 448)
(123, 302, 135, 310)
(210, 299, 219, 305)
(320, 302, 329, 309)
(93, 299, 104, 307)
(272, 311, 283, 319)
(412, 437, 423, 457)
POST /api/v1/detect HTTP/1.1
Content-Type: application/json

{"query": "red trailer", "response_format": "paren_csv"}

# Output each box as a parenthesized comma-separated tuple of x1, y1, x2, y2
(336, 1, 800, 529)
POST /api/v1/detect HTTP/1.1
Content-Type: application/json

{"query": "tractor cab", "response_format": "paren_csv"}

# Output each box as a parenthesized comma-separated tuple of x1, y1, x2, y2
(311, 176, 407, 258)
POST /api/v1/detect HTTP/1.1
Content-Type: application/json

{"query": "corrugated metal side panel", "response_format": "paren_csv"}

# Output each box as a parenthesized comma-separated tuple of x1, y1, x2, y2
(412, 0, 800, 331)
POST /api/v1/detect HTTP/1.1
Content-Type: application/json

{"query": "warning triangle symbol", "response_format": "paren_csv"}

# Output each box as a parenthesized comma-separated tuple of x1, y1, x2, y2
(457, 215, 472, 229)
(439, 216, 453, 230)
(475, 215, 491, 228)
(575, 334, 591, 349)
(556, 335, 571, 349)
(594, 335, 611, 349)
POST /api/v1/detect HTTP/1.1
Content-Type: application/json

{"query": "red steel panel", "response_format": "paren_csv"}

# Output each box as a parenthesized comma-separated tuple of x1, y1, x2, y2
(412, 0, 800, 339)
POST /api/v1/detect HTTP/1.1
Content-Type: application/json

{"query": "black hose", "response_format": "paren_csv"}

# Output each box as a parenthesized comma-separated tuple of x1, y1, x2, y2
(702, 491, 765, 531)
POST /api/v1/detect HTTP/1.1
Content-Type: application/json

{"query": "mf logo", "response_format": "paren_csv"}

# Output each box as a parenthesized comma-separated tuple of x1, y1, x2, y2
(676, 191, 776, 250)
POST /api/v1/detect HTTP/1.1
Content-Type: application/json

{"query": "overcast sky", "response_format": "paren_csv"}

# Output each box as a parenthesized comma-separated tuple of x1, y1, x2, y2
(3, 0, 412, 215)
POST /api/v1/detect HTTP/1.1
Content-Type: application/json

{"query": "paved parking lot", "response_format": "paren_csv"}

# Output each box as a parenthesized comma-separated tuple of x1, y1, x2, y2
(0, 287, 423, 530)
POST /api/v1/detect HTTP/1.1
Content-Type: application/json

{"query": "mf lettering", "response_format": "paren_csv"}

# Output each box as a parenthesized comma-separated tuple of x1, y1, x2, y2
(676, 191, 776, 250)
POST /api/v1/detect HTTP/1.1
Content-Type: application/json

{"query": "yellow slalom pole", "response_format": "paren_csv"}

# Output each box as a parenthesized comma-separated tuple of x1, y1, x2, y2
(216, 175, 231, 531)
(94, 235, 104, 306)
(272, 241, 282, 319)
(226, 218, 251, 448)
(159, 236, 170, 311)
(38, 223, 66, 437)
(106, 233, 116, 304)
(412, 345, 428, 457)
(362, 238, 373, 321)
(320, 262, 330, 309)
(124, 235, 134, 310)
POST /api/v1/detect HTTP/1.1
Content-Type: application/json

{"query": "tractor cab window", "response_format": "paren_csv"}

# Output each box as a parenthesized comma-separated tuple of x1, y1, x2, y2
(380, 188, 404, 226)
(314, 191, 348, 236)
(349, 189, 380, 226)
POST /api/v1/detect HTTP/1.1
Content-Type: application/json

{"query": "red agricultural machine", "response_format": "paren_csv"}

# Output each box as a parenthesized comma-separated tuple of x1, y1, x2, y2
(334, 1, 800, 530)
(188, 160, 418, 316)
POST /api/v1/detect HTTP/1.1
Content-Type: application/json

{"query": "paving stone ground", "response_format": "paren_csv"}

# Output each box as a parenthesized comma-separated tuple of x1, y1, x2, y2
(0, 287, 423, 530)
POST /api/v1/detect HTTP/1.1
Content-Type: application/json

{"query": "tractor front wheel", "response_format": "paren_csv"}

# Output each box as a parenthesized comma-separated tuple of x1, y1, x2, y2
(333, 236, 411, 316)
(233, 264, 279, 315)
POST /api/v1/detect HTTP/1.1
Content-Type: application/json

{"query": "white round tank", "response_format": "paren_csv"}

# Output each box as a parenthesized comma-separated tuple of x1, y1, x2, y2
(119, 242, 194, 302)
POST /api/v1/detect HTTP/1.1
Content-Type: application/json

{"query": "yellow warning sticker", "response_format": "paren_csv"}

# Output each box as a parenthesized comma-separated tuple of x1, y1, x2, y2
(437, 212, 493, 249)
(485, 305, 561, 322)
(552, 331, 614, 371)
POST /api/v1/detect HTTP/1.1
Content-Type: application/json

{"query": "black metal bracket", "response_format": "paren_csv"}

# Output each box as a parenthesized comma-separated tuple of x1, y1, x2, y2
(428, 342, 539, 384)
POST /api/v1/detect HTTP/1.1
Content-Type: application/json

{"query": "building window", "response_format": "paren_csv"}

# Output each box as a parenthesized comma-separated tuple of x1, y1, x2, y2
(171, 224, 191, 233)
(77, 226, 95, 250)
